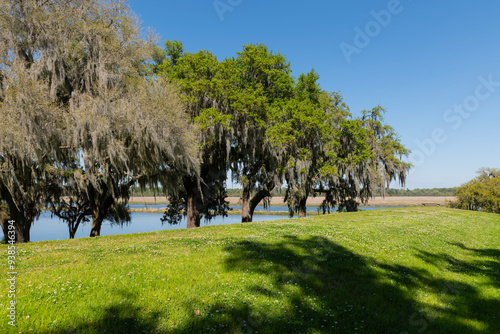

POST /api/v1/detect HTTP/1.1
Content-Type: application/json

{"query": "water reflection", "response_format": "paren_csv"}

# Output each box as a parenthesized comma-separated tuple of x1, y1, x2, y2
(30, 211, 293, 242)
(129, 204, 400, 212)
(30, 206, 401, 242)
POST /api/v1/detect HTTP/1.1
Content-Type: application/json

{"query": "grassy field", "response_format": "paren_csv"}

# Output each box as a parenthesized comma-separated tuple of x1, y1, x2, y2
(1, 207, 498, 333)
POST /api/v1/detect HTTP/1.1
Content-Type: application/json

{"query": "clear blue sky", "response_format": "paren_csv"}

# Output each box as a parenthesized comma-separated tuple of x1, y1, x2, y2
(128, 0, 500, 189)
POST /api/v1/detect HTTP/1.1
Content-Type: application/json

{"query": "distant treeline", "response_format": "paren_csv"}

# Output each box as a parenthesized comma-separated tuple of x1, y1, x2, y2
(373, 188, 456, 197)
(131, 187, 456, 197)
(227, 187, 457, 197)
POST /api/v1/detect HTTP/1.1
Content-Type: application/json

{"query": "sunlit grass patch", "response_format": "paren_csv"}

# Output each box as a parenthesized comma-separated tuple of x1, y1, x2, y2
(0, 207, 498, 333)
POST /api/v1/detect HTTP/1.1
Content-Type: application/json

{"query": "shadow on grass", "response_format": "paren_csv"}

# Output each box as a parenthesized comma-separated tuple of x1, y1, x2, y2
(173, 235, 478, 334)
(40, 236, 498, 333)
(39, 290, 162, 334)
(409, 242, 500, 332)
(177, 236, 497, 334)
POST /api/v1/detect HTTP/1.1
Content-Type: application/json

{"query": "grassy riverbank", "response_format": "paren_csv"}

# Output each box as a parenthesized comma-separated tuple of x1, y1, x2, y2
(1, 207, 498, 333)
(128, 208, 330, 215)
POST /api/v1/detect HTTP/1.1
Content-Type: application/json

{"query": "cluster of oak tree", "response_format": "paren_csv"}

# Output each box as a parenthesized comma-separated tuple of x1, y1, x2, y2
(0, 0, 410, 243)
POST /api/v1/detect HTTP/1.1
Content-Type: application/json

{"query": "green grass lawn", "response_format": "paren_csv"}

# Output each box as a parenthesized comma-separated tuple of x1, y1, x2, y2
(1, 207, 499, 333)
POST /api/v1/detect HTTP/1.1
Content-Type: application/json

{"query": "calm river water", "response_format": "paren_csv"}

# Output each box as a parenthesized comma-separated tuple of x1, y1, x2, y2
(29, 206, 399, 242)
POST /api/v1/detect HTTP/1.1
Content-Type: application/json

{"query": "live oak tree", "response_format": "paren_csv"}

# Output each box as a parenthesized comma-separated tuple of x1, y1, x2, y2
(0, 0, 198, 241)
(157, 43, 230, 228)
(158, 43, 294, 225)
(268, 70, 411, 217)
(45, 170, 97, 239)
(357, 108, 411, 206)
(225, 44, 293, 222)
(0, 62, 66, 242)
(317, 107, 410, 213)
(69, 76, 199, 237)
(267, 70, 344, 217)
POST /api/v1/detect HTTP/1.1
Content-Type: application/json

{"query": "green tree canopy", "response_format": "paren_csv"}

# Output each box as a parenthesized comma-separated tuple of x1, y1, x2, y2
(157, 43, 231, 228)
(226, 44, 294, 222)
(0, 0, 198, 241)
(448, 168, 500, 214)
(267, 71, 410, 216)
(326, 107, 411, 212)
(0, 60, 66, 242)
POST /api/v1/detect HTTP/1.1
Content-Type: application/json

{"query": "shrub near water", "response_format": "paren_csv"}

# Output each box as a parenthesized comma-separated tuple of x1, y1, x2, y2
(448, 168, 500, 214)
(0, 207, 499, 333)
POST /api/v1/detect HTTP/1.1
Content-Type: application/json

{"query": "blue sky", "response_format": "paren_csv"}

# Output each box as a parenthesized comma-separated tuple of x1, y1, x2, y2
(128, 0, 500, 189)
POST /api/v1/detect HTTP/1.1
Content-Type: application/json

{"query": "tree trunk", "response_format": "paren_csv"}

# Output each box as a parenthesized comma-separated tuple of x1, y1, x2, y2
(68, 219, 76, 239)
(9, 210, 31, 243)
(1, 197, 33, 243)
(241, 185, 252, 223)
(90, 208, 103, 237)
(246, 189, 272, 223)
(298, 196, 307, 218)
(70, 215, 85, 239)
(186, 190, 200, 228)
(0, 210, 10, 242)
